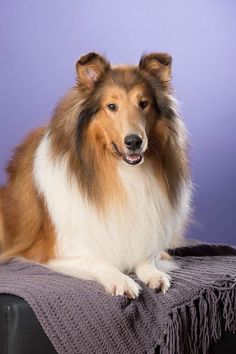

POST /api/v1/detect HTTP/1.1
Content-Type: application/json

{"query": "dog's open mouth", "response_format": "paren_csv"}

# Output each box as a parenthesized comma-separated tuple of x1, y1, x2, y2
(112, 143, 144, 165)
(122, 154, 143, 165)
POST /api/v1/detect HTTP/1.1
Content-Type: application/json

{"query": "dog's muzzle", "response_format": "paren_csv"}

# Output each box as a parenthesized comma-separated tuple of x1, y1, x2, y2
(112, 133, 146, 166)
(122, 134, 143, 165)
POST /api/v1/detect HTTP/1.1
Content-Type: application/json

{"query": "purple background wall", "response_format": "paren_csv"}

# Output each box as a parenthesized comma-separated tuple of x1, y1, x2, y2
(0, 0, 235, 244)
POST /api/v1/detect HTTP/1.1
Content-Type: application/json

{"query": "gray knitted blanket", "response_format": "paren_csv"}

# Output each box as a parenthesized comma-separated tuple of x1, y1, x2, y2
(0, 244, 236, 354)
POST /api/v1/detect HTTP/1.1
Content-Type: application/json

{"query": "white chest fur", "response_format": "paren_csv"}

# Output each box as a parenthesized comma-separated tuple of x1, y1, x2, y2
(34, 134, 184, 272)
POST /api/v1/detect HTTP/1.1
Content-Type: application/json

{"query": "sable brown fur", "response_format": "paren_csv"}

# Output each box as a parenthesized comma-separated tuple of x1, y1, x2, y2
(0, 128, 56, 262)
(0, 52, 190, 263)
(148, 117, 189, 205)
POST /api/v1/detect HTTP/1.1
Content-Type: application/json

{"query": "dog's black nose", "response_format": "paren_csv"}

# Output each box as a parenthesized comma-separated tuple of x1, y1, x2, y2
(124, 134, 142, 151)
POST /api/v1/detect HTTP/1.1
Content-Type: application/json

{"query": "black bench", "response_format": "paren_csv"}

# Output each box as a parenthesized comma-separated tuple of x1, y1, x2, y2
(0, 294, 235, 354)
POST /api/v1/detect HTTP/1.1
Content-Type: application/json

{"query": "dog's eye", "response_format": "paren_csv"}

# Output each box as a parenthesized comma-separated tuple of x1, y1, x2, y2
(107, 103, 118, 112)
(139, 100, 149, 110)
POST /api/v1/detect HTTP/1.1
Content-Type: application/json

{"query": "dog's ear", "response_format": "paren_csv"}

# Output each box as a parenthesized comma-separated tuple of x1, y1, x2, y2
(76, 52, 110, 90)
(139, 53, 172, 83)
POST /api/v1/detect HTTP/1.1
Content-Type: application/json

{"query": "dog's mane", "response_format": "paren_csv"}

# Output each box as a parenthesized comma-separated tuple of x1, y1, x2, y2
(48, 67, 189, 209)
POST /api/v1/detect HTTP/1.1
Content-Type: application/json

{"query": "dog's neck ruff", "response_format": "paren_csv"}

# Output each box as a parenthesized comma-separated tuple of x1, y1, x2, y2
(33, 132, 187, 272)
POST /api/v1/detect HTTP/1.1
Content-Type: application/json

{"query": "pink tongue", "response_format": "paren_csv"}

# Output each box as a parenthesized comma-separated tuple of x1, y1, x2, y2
(126, 154, 140, 162)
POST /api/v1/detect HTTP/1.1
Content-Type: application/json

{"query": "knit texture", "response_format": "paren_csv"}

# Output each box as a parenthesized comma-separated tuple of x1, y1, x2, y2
(0, 244, 236, 354)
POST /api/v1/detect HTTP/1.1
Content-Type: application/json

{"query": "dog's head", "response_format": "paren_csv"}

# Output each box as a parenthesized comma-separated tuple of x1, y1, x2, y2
(76, 52, 174, 166)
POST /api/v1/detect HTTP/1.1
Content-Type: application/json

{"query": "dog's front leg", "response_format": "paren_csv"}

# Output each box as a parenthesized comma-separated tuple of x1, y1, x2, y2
(47, 256, 141, 298)
(135, 258, 171, 294)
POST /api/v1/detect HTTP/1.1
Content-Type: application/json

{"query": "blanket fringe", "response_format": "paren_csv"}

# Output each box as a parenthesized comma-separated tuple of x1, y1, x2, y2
(161, 275, 236, 354)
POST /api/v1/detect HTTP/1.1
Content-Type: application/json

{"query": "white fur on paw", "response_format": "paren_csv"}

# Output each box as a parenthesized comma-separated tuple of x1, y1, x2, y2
(102, 274, 141, 299)
(138, 269, 171, 294)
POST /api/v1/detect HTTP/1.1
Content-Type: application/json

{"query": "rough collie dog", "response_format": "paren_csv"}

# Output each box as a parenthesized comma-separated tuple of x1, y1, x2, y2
(0, 52, 192, 298)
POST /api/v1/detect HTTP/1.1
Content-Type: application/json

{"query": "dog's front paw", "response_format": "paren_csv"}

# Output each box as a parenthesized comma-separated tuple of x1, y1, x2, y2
(137, 269, 171, 294)
(102, 273, 141, 299)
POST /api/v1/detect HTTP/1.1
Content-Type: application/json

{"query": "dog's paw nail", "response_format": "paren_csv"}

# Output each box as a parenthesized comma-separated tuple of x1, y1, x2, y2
(104, 274, 141, 298)
(138, 269, 171, 293)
